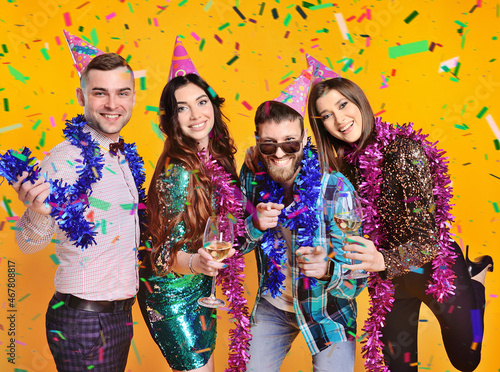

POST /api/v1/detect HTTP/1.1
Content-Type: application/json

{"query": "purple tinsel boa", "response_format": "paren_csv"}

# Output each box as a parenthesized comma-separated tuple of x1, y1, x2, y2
(345, 118, 456, 372)
(200, 153, 251, 371)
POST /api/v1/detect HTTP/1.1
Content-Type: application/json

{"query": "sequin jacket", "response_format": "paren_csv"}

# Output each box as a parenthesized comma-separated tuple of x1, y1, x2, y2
(360, 136, 440, 280)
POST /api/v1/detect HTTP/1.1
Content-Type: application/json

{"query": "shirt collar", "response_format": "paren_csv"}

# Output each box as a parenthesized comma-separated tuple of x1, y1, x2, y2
(83, 124, 120, 150)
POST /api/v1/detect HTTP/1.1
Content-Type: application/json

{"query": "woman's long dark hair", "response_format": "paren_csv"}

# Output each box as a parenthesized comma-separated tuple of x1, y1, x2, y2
(308, 77, 375, 173)
(147, 74, 238, 274)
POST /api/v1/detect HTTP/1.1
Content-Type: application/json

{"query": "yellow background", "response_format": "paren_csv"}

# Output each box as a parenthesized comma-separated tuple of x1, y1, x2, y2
(0, 0, 499, 371)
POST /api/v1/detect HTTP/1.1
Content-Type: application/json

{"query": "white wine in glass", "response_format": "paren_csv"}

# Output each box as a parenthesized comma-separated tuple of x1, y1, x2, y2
(198, 216, 234, 308)
(333, 190, 369, 279)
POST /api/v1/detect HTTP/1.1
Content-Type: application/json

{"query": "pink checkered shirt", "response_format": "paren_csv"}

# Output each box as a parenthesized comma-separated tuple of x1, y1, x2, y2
(15, 125, 140, 301)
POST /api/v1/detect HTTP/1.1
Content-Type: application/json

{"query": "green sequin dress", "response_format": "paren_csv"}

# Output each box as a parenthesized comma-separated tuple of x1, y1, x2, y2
(140, 163, 216, 371)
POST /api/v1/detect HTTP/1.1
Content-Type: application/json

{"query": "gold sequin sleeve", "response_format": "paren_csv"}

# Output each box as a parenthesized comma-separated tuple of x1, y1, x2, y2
(378, 136, 439, 280)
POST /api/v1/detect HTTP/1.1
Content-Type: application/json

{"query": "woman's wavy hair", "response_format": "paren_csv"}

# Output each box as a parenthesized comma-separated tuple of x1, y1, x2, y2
(308, 77, 375, 173)
(147, 74, 238, 274)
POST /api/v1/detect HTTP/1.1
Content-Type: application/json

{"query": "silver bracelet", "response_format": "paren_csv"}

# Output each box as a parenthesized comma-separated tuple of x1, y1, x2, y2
(188, 254, 198, 274)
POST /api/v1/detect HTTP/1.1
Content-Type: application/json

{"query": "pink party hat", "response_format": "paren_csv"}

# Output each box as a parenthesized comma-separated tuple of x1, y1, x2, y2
(63, 30, 105, 77)
(306, 54, 340, 84)
(273, 66, 313, 117)
(168, 36, 199, 81)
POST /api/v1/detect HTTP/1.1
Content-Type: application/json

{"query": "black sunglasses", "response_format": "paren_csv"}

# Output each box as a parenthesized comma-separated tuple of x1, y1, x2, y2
(257, 138, 303, 156)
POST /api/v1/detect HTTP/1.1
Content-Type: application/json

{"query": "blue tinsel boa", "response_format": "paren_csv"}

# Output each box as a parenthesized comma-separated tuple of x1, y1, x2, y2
(256, 138, 323, 298)
(0, 114, 146, 250)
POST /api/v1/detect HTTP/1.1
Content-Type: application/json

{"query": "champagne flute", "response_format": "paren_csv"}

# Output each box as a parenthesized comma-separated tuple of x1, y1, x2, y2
(197, 216, 233, 308)
(333, 189, 369, 279)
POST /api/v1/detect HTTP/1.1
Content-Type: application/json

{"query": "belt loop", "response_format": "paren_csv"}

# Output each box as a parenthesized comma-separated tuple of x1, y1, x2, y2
(65, 293, 72, 307)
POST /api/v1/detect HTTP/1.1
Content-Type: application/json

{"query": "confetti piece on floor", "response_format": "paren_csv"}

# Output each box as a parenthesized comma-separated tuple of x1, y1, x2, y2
(410, 266, 424, 274)
(227, 55, 239, 65)
(195, 347, 212, 354)
(7, 65, 30, 84)
(476, 107, 488, 119)
(131, 339, 141, 364)
(214, 34, 223, 44)
(145, 105, 159, 113)
(388, 40, 428, 59)
(0, 123, 23, 133)
(50, 254, 61, 265)
(88, 197, 111, 211)
(296, 5, 307, 19)
(18, 293, 30, 302)
(241, 101, 252, 110)
(204, 0, 213, 11)
(3, 196, 14, 217)
(334, 13, 350, 40)
(493, 202, 499, 213)
(106, 12, 116, 21)
(3, 98, 9, 111)
(310, 3, 334, 10)
(63, 12, 72, 27)
(404, 11, 419, 24)
(51, 301, 65, 309)
(233, 6, 245, 20)
(133, 70, 146, 79)
(283, 13, 292, 26)
(470, 309, 482, 342)
(486, 114, 500, 141)
(271, 8, 279, 19)
(439, 56, 459, 73)
(150, 121, 163, 140)
(39, 131, 46, 147)
(40, 48, 50, 61)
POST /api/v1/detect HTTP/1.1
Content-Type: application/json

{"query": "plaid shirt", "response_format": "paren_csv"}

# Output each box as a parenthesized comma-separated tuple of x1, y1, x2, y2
(240, 163, 366, 355)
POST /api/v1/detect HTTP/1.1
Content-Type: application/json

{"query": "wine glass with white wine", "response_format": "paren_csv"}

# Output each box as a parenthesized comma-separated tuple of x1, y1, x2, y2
(197, 215, 234, 308)
(333, 189, 368, 279)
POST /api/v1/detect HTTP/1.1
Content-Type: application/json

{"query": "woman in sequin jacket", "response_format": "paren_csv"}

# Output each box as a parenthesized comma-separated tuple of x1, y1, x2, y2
(138, 74, 239, 372)
(308, 77, 492, 372)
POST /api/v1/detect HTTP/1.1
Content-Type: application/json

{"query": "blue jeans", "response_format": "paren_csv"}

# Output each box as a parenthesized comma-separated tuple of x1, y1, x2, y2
(247, 298, 355, 372)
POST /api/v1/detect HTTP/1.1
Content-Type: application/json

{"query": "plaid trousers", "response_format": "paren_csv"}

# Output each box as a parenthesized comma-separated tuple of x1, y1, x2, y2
(45, 294, 133, 372)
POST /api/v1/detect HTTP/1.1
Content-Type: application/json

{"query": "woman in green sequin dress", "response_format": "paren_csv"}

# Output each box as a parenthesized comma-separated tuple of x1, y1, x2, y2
(138, 74, 239, 372)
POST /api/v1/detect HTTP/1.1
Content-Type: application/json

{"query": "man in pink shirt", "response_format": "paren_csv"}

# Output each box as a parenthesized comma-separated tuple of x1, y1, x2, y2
(11, 53, 143, 372)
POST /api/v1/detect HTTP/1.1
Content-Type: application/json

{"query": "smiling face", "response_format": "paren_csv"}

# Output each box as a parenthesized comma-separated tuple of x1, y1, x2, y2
(315, 89, 363, 144)
(257, 118, 307, 188)
(175, 83, 215, 151)
(76, 66, 135, 141)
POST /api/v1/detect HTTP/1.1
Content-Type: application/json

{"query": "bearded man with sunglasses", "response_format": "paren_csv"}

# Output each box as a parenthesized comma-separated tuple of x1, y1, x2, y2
(240, 97, 366, 372)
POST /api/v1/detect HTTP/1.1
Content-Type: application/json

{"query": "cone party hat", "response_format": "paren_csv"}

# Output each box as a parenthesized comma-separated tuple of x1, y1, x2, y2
(273, 66, 313, 117)
(63, 30, 105, 77)
(306, 54, 340, 84)
(168, 36, 199, 81)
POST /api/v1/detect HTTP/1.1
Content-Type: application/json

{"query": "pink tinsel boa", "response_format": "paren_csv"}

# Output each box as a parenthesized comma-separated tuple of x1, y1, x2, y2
(345, 118, 456, 372)
(201, 154, 252, 371)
